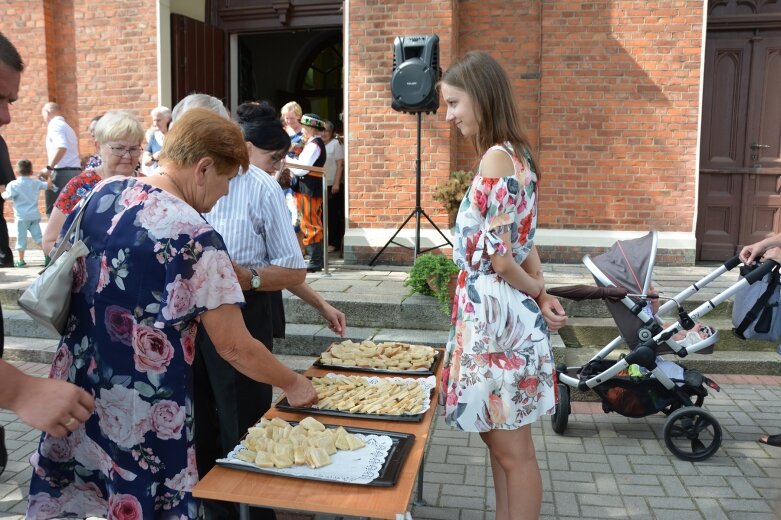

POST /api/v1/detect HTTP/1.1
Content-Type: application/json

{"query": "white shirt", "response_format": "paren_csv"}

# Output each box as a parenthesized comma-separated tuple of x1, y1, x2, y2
(289, 137, 323, 177)
(202, 164, 305, 269)
(324, 139, 344, 186)
(46, 116, 81, 168)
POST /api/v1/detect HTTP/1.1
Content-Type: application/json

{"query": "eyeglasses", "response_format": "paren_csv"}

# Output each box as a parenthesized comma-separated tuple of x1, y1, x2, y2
(106, 145, 143, 157)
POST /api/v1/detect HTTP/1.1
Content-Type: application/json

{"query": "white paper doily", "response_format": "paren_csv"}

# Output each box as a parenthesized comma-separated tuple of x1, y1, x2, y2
(217, 433, 393, 485)
(316, 374, 436, 415)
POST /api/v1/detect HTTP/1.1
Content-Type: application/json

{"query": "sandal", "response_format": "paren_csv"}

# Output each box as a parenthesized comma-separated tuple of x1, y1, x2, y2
(758, 433, 781, 447)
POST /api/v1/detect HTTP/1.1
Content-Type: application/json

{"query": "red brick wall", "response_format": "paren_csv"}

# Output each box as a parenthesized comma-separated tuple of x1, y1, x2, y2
(0, 0, 158, 221)
(347, 0, 457, 231)
(453, 1, 542, 174)
(539, 0, 703, 232)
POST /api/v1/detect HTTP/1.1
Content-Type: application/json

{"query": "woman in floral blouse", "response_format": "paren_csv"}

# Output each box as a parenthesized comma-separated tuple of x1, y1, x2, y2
(439, 51, 564, 520)
(26, 108, 317, 520)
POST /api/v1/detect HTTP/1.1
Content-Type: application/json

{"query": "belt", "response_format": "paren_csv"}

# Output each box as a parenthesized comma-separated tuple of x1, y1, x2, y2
(53, 167, 81, 171)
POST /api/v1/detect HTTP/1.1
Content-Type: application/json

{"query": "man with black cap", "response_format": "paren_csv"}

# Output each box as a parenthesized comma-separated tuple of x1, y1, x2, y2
(288, 113, 327, 272)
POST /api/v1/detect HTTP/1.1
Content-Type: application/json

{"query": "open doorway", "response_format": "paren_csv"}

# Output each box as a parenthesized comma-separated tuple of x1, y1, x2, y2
(237, 29, 343, 131)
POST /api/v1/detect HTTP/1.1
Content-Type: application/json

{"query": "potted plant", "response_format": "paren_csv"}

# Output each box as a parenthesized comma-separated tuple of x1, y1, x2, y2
(404, 253, 460, 314)
(433, 170, 473, 228)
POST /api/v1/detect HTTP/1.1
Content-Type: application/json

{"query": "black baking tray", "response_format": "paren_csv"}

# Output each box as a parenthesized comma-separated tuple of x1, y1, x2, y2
(217, 423, 415, 487)
(275, 395, 427, 422)
(312, 347, 443, 376)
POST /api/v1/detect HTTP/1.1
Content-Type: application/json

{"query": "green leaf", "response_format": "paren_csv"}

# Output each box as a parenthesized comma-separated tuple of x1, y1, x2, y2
(134, 381, 156, 398)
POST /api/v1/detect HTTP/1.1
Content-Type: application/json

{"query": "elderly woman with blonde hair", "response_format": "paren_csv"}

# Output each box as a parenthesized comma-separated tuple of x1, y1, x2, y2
(26, 108, 317, 520)
(42, 109, 145, 255)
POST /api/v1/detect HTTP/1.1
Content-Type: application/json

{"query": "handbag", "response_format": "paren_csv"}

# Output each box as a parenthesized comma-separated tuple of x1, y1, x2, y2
(732, 263, 781, 341)
(17, 192, 93, 336)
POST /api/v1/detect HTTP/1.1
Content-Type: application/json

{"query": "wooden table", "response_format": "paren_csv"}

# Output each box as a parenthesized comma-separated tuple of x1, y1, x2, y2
(192, 364, 442, 520)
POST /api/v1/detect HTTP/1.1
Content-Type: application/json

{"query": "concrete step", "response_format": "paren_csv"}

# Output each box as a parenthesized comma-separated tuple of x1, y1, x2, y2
(560, 346, 781, 378)
(558, 316, 777, 352)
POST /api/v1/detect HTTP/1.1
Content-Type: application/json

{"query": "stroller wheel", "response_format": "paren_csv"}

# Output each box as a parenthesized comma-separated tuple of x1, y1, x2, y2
(551, 383, 570, 434)
(663, 407, 722, 462)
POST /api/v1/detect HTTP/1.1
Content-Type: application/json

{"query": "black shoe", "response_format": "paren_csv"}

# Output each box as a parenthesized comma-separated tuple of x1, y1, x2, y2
(307, 266, 322, 273)
(0, 262, 13, 268)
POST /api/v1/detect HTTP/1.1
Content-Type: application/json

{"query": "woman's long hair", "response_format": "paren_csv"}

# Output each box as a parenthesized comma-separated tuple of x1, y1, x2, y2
(441, 51, 538, 176)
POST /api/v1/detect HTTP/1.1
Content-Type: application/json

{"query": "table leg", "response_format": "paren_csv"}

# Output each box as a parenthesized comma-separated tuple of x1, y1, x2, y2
(239, 503, 250, 520)
(413, 453, 427, 506)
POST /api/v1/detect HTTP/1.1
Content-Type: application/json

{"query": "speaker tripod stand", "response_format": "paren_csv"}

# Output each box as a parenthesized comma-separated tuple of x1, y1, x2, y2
(370, 112, 452, 266)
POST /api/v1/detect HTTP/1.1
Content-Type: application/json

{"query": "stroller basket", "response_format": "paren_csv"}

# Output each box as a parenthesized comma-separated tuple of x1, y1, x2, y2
(580, 359, 707, 419)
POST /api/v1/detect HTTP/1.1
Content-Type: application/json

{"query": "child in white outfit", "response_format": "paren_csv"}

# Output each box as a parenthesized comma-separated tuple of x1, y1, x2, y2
(1, 160, 49, 267)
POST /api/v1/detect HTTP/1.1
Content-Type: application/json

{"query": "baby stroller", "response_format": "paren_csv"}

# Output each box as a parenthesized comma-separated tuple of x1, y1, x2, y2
(547, 231, 777, 461)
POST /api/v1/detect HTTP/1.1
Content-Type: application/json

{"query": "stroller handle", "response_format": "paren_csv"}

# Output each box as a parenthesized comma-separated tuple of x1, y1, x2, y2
(724, 255, 742, 271)
(745, 259, 779, 284)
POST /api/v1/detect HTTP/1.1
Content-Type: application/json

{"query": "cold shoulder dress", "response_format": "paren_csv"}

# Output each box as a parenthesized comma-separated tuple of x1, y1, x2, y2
(440, 143, 555, 432)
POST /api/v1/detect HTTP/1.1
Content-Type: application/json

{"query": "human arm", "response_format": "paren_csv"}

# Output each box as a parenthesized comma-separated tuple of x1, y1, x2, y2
(232, 262, 306, 292)
(522, 245, 568, 332)
(287, 141, 321, 177)
(200, 304, 317, 406)
(762, 246, 781, 263)
(481, 149, 544, 297)
(331, 158, 344, 194)
(0, 359, 95, 437)
(40, 148, 66, 176)
(42, 206, 67, 254)
(740, 233, 781, 265)
(288, 282, 346, 336)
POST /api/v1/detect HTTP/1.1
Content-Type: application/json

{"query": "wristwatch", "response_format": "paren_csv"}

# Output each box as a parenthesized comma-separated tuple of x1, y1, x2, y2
(249, 268, 262, 290)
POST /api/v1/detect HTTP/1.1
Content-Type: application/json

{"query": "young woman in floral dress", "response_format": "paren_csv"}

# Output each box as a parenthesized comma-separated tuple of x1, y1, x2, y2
(439, 51, 564, 520)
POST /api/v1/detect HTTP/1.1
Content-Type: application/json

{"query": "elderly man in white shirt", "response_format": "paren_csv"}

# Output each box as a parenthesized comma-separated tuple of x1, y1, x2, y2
(173, 96, 346, 520)
(40, 102, 81, 215)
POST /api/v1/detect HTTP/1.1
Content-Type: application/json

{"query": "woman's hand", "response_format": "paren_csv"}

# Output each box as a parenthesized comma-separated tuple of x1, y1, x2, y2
(282, 374, 318, 408)
(537, 292, 567, 332)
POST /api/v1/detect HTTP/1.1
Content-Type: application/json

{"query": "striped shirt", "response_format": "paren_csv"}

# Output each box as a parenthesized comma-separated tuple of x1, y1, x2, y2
(203, 164, 305, 269)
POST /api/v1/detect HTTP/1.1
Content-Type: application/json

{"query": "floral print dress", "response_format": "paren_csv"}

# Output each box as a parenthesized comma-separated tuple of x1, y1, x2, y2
(440, 143, 555, 432)
(27, 178, 245, 519)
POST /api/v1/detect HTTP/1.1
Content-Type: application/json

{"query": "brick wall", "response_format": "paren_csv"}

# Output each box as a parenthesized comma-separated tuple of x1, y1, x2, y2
(539, 0, 703, 233)
(347, 0, 457, 232)
(0, 0, 158, 222)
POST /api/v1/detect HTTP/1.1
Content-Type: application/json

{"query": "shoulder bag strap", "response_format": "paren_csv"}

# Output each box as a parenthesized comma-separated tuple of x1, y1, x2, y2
(48, 190, 95, 265)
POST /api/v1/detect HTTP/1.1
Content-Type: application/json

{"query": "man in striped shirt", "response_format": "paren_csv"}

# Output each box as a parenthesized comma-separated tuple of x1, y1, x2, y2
(178, 96, 346, 520)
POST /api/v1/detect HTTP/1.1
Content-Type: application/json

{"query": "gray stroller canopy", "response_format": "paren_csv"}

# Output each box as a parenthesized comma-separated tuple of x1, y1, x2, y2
(591, 231, 656, 296)
(590, 232, 658, 349)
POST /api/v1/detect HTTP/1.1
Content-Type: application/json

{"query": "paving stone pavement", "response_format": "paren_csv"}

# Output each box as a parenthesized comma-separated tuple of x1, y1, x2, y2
(1, 361, 780, 519)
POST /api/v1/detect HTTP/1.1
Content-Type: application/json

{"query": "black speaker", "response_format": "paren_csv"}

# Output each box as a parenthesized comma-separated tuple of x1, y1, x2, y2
(390, 34, 440, 114)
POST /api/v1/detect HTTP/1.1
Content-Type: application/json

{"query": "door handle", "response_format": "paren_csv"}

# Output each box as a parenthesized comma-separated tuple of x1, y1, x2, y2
(750, 142, 770, 150)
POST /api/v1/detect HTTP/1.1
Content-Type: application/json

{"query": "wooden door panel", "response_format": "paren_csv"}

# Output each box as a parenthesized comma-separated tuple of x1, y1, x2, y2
(700, 37, 752, 171)
(740, 172, 781, 247)
(697, 172, 743, 260)
(746, 35, 781, 169)
(171, 14, 226, 108)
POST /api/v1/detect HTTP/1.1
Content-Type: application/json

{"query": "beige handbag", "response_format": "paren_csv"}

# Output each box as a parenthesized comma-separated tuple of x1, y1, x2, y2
(17, 193, 93, 336)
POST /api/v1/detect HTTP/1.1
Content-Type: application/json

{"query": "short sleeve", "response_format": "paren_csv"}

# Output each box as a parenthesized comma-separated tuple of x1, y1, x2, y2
(334, 141, 344, 161)
(476, 176, 520, 257)
(155, 228, 245, 329)
(55, 173, 89, 214)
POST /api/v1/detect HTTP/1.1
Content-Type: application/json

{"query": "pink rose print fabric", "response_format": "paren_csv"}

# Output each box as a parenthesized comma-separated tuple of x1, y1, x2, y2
(28, 178, 244, 519)
(439, 144, 555, 432)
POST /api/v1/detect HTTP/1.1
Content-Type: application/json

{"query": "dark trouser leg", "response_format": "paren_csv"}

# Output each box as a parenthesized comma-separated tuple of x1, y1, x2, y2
(306, 241, 324, 272)
(327, 185, 344, 251)
(45, 168, 80, 216)
(0, 200, 13, 266)
(194, 292, 277, 520)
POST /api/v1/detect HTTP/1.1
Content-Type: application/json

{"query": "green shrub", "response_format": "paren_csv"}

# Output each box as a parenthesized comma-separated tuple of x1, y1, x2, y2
(404, 253, 460, 314)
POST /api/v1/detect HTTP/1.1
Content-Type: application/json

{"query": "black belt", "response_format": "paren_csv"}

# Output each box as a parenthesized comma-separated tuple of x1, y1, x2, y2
(53, 167, 81, 171)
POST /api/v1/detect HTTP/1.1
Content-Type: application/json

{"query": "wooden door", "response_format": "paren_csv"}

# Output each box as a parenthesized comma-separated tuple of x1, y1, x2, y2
(697, 29, 781, 260)
(170, 14, 226, 109)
